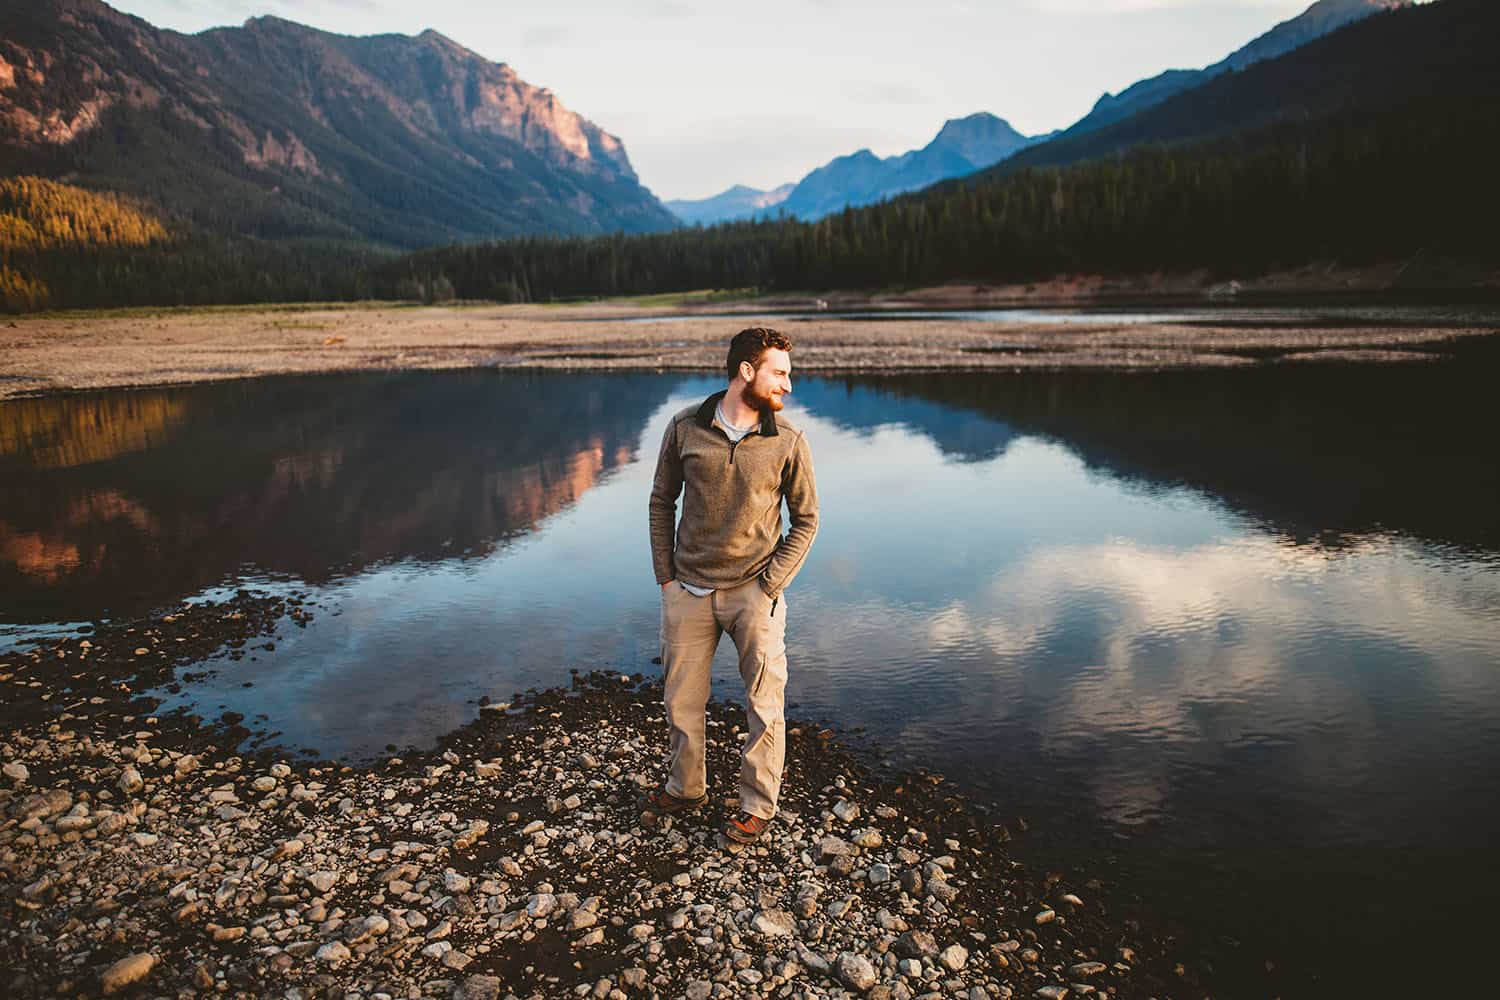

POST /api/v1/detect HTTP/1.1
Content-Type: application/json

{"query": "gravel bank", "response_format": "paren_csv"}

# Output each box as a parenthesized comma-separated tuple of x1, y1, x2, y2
(1, 594, 1189, 999)
(3, 298, 1495, 400)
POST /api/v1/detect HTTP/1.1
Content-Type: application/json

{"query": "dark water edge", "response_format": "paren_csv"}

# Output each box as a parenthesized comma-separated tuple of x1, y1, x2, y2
(4, 345, 1499, 997)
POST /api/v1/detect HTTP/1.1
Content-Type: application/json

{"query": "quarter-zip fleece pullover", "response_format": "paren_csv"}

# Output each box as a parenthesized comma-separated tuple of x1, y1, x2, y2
(649, 390, 819, 600)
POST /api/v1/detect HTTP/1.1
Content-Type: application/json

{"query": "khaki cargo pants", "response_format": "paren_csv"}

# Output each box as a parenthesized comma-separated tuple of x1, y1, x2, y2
(660, 577, 788, 820)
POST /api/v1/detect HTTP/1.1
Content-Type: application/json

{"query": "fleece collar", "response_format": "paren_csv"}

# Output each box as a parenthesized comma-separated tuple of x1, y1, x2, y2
(695, 389, 779, 437)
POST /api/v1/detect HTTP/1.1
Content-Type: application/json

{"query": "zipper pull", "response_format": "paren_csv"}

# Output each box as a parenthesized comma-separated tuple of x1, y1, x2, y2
(770, 597, 779, 617)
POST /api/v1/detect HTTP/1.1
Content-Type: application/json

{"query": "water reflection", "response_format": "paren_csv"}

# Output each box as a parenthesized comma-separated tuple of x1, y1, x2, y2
(0, 372, 675, 621)
(3, 358, 1499, 992)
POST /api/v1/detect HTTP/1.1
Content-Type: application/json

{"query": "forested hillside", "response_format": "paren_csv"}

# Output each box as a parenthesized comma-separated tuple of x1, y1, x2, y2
(375, 97, 1497, 302)
(4, 0, 1495, 311)
(0, 1, 674, 250)
(374, 0, 1498, 301)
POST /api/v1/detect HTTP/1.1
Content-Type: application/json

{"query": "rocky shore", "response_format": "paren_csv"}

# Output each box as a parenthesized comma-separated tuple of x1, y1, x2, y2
(2, 594, 1186, 999)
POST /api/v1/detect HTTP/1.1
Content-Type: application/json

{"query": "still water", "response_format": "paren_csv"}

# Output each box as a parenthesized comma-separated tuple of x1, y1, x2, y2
(3, 351, 1499, 991)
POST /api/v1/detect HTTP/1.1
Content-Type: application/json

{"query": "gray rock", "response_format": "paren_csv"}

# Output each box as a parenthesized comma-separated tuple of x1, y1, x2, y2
(751, 908, 797, 936)
(816, 835, 851, 861)
(314, 941, 351, 965)
(685, 982, 712, 1000)
(836, 951, 878, 992)
(1035, 988, 1069, 1000)
(832, 799, 861, 823)
(929, 879, 959, 904)
(19, 788, 71, 819)
(453, 974, 502, 1000)
(868, 863, 892, 885)
(526, 892, 557, 918)
(938, 944, 968, 971)
(796, 944, 831, 976)
(893, 930, 938, 959)
(306, 871, 338, 893)
(117, 766, 143, 794)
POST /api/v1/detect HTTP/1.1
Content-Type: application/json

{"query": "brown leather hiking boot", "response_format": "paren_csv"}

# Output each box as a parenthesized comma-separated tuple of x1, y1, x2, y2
(640, 787, 708, 814)
(724, 811, 772, 844)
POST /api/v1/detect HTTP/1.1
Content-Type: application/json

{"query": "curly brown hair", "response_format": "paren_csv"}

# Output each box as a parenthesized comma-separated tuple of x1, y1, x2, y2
(726, 327, 793, 381)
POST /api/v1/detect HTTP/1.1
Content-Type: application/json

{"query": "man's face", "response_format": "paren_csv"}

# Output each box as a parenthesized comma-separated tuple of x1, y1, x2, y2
(740, 347, 792, 413)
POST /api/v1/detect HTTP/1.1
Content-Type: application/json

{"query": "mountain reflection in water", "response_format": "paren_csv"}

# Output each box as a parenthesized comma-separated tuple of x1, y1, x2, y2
(2, 355, 1499, 995)
(0, 372, 668, 621)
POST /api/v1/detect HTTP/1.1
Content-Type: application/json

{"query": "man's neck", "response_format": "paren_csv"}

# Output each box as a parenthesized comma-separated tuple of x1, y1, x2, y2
(719, 385, 760, 430)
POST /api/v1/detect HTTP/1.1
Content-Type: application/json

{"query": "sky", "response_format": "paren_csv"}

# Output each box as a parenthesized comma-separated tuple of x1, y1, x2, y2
(114, 1, 1356, 202)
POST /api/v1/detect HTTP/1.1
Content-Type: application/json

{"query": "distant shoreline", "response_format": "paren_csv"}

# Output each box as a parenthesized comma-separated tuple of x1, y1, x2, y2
(3, 285, 1498, 401)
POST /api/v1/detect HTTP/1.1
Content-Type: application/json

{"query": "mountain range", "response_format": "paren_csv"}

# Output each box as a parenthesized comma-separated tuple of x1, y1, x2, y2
(672, 0, 1405, 226)
(668, 113, 1040, 225)
(0, 0, 675, 248)
(1063, 0, 1405, 137)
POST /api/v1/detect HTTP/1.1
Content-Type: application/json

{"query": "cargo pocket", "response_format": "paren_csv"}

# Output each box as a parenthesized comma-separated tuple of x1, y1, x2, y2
(748, 650, 770, 700)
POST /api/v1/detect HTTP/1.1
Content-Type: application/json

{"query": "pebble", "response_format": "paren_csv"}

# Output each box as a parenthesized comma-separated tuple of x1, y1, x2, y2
(0, 650, 1176, 1000)
(100, 952, 155, 994)
(894, 930, 938, 959)
(837, 951, 879, 991)
(3, 761, 28, 783)
(315, 941, 351, 965)
(454, 975, 502, 1000)
(751, 908, 797, 936)
(1035, 908, 1056, 925)
(307, 870, 339, 893)
(939, 943, 969, 971)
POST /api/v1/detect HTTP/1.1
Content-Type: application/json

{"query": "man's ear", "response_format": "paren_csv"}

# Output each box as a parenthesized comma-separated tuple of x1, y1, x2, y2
(739, 360, 756, 382)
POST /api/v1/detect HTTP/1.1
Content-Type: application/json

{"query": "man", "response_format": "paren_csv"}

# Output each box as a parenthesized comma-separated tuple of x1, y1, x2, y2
(646, 327, 819, 844)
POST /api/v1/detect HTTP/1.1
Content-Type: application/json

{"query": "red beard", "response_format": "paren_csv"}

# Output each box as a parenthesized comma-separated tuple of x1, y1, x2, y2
(740, 381, 784, 413)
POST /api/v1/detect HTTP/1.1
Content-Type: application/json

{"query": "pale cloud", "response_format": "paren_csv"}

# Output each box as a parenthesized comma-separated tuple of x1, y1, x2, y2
(787, 526, 1500, 824)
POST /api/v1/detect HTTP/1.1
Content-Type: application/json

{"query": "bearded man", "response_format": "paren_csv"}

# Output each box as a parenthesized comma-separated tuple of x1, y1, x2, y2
(645, 327, 820, 843)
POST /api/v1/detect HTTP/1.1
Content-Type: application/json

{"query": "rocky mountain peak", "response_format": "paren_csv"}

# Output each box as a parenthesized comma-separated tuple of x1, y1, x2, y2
(0, 0, 674, 244)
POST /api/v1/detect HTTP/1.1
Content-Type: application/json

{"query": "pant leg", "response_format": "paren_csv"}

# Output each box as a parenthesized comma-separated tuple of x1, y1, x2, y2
(660, 583, 720, 800)
(719, 580, 788, 820)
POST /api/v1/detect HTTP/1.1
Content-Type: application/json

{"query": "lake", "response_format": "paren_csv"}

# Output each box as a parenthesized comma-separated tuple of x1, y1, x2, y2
(3, 345, 1498, 993)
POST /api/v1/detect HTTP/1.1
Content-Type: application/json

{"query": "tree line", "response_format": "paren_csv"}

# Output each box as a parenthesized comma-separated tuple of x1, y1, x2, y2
(374, 99, 1499, 303)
